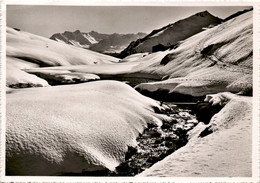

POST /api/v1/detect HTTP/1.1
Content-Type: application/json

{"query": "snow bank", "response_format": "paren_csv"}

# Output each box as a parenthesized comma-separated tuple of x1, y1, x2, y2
(138, 92, 252, 177)
(26, 69, 100, 84)
(25, 62, 140, 80)
(6, 57, 49, 88)
(6, 80, 170, 175)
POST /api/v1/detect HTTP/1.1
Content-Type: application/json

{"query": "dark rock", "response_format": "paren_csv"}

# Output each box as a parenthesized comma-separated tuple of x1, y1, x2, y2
(161, 122, 172, 130)
(125, 146, 138, 160)
(165, 141, 176, 148)
(147, 128, 162, 137)
(195, 102, 223, 124)
(147, 123, 157, 128)
(155, 139, 162, 144)
(199, 126, 213, 138)
(13, 28, 21, 31)
(147, 156, 160, 163)
(166, 148, 175, 154)
(152, 44, 167, 53)
(159, 152, 168, 159)
(160, 53, 171, 65)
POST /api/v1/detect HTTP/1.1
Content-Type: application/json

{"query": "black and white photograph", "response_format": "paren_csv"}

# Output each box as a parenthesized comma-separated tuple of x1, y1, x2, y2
(1, 1, 259, 182)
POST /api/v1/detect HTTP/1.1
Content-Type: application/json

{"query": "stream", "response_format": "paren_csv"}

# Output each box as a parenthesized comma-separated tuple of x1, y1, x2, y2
(14, 73, 221, 176)
(62, 102, 201, 176)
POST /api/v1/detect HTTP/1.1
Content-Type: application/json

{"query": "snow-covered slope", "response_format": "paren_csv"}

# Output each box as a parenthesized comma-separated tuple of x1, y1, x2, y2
(6, 57, 49, 88)
(6, 27, 119, 87)
(83, 33, 98, 44)
(6, 80, 170, 175)
(138, 92, 252, 177)
(22, 11, 252, 98)
(119, 11, 222, 57)
(134, 10, 252, 99)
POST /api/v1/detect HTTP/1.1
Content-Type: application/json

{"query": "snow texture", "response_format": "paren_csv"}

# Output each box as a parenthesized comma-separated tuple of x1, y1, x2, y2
(6, 80, 170, 175)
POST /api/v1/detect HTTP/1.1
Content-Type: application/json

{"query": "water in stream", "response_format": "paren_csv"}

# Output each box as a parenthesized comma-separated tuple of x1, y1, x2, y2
(62, 103, 199, 176)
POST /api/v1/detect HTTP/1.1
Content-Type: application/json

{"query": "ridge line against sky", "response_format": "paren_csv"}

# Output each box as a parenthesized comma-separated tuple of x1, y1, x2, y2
(7, 5, 252, 38)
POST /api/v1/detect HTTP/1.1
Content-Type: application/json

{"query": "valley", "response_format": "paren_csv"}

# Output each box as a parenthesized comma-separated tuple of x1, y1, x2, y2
(4, 7, 253, 178)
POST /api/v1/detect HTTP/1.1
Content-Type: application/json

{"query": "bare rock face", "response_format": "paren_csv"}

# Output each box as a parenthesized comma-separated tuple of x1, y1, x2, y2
(6, 81, 171, 175)
(135, 10, 252, 100)
(119, 11, 222, 57)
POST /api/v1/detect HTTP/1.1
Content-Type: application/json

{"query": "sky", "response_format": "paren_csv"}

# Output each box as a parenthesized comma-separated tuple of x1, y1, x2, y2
(7, 5, 252, 38)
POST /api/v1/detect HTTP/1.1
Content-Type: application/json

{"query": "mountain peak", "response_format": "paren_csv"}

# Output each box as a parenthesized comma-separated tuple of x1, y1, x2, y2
(74, 30, 81, 34)
(50, 30, 147, 54)
(90, 30, 98, 34)
(195, 10, 213, 17)
(119, 10, 222, 57)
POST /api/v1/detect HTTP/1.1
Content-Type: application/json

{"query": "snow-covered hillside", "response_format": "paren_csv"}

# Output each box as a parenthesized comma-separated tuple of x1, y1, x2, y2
(134, 10, 252, 99)
(6, 27, 119, 87)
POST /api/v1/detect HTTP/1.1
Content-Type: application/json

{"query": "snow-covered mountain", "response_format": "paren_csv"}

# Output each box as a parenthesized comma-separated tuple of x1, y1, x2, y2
(6, 27, 119, 88)
(50, 30, 146, 54)
(119, 11, 222, 58)
(133, 10, 252, 99)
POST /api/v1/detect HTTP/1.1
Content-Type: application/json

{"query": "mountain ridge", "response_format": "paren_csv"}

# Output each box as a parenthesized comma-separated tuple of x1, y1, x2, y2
(50, 30, 147, 54)
(119, 10, 222, 58)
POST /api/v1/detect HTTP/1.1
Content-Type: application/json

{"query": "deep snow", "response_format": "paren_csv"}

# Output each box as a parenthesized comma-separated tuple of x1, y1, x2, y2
(6, 80, 171, 175)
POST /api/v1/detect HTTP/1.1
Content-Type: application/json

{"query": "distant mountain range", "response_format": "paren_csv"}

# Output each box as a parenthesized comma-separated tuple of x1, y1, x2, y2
(50, 31, 147, 54)
(50, 9, 252, 59)
(119, 11, 222, 58)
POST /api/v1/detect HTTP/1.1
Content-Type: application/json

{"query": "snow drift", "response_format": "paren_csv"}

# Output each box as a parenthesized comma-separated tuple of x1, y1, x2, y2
(6, 80, 170, 175)
(138, 92, 252, 177)
(6, 27, 119, 87)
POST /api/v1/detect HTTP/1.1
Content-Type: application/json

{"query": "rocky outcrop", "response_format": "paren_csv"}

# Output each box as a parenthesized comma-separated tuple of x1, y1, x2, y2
(119, 11, 222, 57)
